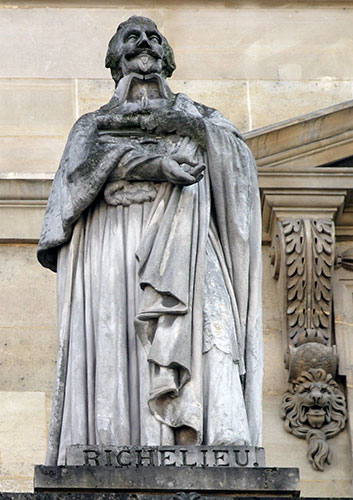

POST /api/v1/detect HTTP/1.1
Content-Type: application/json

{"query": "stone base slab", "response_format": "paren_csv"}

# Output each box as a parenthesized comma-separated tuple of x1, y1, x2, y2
(34, 465, 300, 497)
(0, 496, 333, 500)
(2, 496, 338, 500)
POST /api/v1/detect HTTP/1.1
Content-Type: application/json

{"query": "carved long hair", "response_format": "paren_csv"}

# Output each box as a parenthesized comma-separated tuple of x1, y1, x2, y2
(105, 16, 176, 86)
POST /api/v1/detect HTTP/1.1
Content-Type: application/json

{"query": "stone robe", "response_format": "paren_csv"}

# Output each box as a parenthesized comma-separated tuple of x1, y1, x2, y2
(38, 81, 263, 465)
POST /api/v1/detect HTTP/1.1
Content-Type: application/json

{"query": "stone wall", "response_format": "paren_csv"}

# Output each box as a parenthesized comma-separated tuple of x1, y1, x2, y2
(1, 0, 353, 497)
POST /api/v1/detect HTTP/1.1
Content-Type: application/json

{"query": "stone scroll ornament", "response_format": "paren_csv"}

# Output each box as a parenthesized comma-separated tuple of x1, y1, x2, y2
(270, 219, 347, 471)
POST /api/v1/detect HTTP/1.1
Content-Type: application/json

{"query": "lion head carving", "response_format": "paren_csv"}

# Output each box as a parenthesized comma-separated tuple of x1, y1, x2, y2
(280, 368, 347, 471)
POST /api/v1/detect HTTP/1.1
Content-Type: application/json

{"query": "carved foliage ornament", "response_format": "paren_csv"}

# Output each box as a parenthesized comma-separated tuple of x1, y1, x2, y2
(270, 219, 334, 347)
(271, 219, 347, 471)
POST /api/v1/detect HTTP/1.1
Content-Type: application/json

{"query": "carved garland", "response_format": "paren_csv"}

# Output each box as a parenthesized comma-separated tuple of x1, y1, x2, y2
(270, 219, 347, 471)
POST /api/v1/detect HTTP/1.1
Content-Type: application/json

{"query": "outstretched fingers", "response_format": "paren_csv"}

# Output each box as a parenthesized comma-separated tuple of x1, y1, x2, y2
(189, 163, 206, 178)
(170, 153, 199, 167)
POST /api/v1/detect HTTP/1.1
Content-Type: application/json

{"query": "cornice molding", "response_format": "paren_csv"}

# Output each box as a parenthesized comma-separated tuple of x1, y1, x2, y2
(0, 174, 52, 242)
(245, 100, 353, 241)
(244, 100, 353, 170)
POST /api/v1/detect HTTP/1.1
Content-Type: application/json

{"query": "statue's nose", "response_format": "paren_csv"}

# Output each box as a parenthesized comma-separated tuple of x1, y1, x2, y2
(137, 32, 151, 49)
(311, 390, 322, 405)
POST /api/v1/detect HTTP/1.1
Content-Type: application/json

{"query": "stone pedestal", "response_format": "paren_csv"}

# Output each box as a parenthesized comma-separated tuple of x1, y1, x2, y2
(34, 465, 300, 498)
(33, 445, 300, 499)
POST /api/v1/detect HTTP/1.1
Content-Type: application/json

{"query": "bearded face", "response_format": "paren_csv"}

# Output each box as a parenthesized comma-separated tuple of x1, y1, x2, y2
(118, 24, 164, 77)
(105, 17, 176, 86)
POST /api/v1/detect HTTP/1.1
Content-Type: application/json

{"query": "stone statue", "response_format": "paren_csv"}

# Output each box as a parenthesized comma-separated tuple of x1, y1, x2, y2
(38, 16, 263, 466)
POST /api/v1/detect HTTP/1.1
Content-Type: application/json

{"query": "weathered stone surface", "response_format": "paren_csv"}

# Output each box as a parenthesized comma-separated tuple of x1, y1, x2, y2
(261, 248, 287, 395)
(249, 80, 353, 130)
(0, 137, 65, 174)
(0, 176, 53, 241)
(0, 492, 350, 500)
(0, 0, 221, 6)
(66, 445, 265, 468)
(0, 80, 75, 136)
(3, 0, 353, 6)
(0, 392, 47, 478)
(169, 80, 249, 131)
(0, 244, 56, 328)
(34, 465, 300, 495)
(0, 327, 56, 393)
(0, 481, 34, 495)
(76, 79, 115, 116)
(0, 205, 47, 242)
(0, 493, 306, 500)
(3, 8, 353, 80)
(0, 493, 304, 500)
(263, 328, 287, 395)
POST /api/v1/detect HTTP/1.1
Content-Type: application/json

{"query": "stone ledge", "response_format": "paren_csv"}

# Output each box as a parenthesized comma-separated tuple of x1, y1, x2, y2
(0, 496, 315, 500)
(0, 495, 348, 500)
(244, 100, 353, 169)
(34, 465, 299, 497)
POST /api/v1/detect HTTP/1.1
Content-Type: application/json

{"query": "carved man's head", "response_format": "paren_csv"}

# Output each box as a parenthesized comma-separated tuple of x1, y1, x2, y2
(106, 16, 176, 86)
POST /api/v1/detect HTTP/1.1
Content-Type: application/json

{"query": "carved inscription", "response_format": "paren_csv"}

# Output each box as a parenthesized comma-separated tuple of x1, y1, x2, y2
(66, 445, 265, 468)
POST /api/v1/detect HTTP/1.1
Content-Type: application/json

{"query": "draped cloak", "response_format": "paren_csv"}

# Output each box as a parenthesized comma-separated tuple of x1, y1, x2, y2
(38, 87, 263, 465)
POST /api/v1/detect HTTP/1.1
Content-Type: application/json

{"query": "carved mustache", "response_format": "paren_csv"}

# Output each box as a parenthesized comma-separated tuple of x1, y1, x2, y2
(125, 48, 161, 61)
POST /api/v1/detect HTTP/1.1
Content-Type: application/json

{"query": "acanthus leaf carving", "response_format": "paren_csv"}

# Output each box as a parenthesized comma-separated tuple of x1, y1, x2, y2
(274, 219, 334, 347)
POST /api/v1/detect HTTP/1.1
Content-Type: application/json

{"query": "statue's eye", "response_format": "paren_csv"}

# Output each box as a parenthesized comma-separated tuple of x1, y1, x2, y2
(149, 35, 160, 43)
(127, 34, 138, 42)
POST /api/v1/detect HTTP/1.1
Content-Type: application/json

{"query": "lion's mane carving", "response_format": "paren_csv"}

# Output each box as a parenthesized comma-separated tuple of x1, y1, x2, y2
(280, 368, 347, 471)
